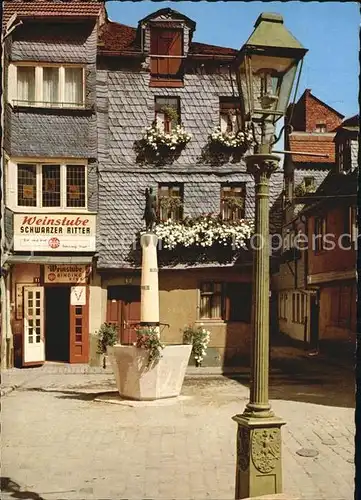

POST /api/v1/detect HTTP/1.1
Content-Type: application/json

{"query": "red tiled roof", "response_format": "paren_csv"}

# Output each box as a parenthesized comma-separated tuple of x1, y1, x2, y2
(289, 133, 336, 163)
(98, 21, 138, 53)
(188, 41, 238, 56)
(3, 0, 102, 29)
(98, 20, 238, 57)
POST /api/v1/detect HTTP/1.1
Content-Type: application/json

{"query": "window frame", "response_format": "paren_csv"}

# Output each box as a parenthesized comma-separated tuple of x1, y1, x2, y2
(314, 216, 327, 253)
(220, 183, 246, 221)
(315, 122, 326, 133)
(199, 281, 252, 323)
(154, 96, 180, 133)
(15, 160, 87, 211)
(219, 97, 242, 134)
(9, 62, 86, 109)
(158, 183, 183, 222)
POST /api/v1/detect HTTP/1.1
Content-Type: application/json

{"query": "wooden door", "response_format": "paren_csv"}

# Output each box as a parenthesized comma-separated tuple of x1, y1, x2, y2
(23, 287, 45, 366)
(69, 287, 89, 363)
(106, 299, 122, 341)
(121, 301, 141, 345)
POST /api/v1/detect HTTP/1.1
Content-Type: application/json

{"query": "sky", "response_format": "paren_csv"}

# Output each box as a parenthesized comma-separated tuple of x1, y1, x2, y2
(105, 1, 360, 121)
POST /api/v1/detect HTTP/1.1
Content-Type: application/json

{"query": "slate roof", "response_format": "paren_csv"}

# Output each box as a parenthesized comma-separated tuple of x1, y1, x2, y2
(98, 19, 238, 57)
(3, 0, 102, 29)
(301, 169, 357, 215)
(288, 133, 336, 163)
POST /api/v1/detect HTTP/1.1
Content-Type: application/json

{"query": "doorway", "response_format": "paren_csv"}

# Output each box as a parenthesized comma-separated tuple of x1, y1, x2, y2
(45, 287, 70, 362)
(107, 285, 141, 345)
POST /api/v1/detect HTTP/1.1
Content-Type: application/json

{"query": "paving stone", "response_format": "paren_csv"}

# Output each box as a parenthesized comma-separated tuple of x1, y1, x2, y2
(1, 372, 355, 500)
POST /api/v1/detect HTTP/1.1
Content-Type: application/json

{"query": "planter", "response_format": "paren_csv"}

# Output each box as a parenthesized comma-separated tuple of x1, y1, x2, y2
(107, 344, 192, 401)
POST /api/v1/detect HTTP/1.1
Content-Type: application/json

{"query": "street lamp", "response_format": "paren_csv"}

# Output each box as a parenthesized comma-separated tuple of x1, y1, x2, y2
(233, 13, 307, 500)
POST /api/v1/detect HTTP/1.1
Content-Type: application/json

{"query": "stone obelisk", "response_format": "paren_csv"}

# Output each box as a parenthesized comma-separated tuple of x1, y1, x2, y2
(140, 233, 159, 327)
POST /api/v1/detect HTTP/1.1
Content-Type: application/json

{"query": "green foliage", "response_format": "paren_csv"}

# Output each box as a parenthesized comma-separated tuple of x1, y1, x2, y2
(183, 324, 211, 367)
(97, 323, 118, 355)
(135, 326, 165, 368)
(160, 105, 179, 123)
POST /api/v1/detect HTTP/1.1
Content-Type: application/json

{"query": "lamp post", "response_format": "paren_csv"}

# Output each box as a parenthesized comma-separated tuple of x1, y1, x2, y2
(233, 13, 307, 499)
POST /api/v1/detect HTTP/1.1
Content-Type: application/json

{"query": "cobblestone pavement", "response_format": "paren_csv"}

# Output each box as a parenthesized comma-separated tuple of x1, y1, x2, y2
(1, 371, 355, 500)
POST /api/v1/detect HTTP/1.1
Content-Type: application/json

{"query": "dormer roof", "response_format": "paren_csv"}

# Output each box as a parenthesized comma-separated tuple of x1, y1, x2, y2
(138, 8, 196, 32)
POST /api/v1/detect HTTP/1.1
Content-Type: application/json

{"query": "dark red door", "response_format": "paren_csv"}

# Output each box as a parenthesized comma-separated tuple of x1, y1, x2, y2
(69, 287, 89, 363)
(121, 301, 141, 345)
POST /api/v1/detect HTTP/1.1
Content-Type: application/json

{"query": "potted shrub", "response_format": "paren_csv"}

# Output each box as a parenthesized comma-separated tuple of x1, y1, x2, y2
(96, 323, 118, 368)
(183, 324, 211, 367)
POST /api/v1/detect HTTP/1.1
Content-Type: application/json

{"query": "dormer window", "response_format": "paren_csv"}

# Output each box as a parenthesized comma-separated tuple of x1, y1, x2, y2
(150, 28, 184, 87)
(220, 98, 242, 133)
(315, 122, 326, 133)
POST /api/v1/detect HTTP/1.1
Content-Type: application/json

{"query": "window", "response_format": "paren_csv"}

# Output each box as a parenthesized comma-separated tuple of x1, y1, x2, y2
(199, 282, 252, 322)
(17, 163, 86, 209)
(279, 293, 287, 320)
(220, 98, 242, 133)
(304, 177, 315, 192)
(18, 164, 37, 206)
(314, 216, 326, 252)
(155, 97, 180, 132)
(12, 64, 84, 107)
(150, 28, 183, 84)
(292, 292, 305, 324)
(337, 140, 351, 173)
(200, 282, 223, 319)
(158, 184, 183, 222)
(315, 123, 326, 133)
(17, 67, 35, 105)
(67, 165, 86, 208)
(221, 184, 246, 221)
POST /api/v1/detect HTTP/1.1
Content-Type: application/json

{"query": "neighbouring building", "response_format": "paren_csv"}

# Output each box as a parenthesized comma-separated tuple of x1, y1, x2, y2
(1, 0, 104, 367)
(93, 7, 284, 368)
(271, 89, 344, 345)
(302, 115, 358, 354)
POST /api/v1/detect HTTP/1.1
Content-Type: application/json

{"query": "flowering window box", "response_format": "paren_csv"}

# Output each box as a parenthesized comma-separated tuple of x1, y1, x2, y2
(142, 123, 192, 155)
(209, 127, 253, 152)
(154, 214, 254, 250)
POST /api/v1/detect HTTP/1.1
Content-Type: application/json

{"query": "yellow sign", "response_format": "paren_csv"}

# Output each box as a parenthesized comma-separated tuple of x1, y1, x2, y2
(44, 265, 89, 284)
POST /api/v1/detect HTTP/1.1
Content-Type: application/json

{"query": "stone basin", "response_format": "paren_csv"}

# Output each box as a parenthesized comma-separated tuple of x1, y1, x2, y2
(108, 344, 192, 401)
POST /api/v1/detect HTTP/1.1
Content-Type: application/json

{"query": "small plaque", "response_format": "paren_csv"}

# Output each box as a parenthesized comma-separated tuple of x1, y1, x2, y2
(150, 268, 158, 272)
(141, 285, 150, 290)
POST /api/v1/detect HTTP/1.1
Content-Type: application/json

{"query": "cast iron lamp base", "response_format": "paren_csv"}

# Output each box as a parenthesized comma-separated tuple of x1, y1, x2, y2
(232, 414, 286, 499)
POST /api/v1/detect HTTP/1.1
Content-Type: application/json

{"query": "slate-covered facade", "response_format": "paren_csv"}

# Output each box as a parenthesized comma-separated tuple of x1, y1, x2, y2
(93, 8, 284, 367)
(1, 0, 103, 367)
(1, 3, 286, 369)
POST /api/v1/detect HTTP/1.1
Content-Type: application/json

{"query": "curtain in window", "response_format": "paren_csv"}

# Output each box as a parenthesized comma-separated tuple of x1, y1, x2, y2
(64, 68, 83, 106)
(17, 67, 35, 104)
(43, 68, 59, 105)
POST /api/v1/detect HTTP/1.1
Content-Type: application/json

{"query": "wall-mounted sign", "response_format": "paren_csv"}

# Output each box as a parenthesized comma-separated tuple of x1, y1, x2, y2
(13, 214, 96, 252)
(71, 286, 87, 306)
(44, 265, 89, 284)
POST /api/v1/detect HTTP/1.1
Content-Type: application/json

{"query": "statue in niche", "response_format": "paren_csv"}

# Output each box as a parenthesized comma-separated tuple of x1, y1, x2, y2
(142, 187, 157, 232)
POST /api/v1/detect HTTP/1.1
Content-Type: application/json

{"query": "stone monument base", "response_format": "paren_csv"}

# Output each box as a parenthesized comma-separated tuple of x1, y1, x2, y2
(108, 344, 192, 400)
